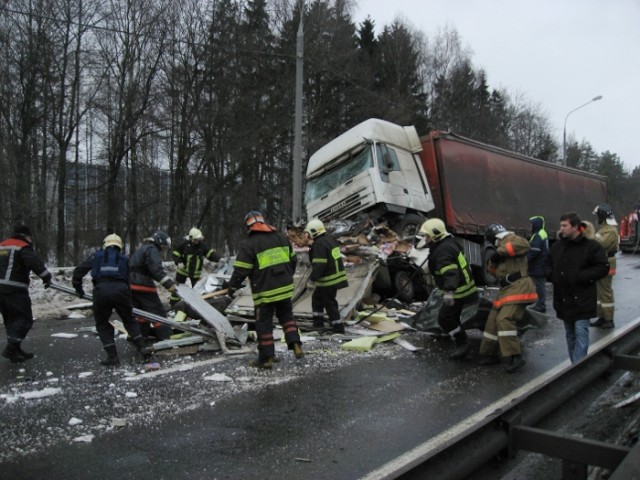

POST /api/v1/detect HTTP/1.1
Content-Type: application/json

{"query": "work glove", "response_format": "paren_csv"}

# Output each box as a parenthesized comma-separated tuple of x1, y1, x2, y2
(221, 280, 237, 297)
(73, 283, 84, 298)
(443, 291, 455, 306)
(490, 252, 501, 264)
(177, 262, 185, 270)
(42, 273, 52, 289)
(167, 284, 177, 294)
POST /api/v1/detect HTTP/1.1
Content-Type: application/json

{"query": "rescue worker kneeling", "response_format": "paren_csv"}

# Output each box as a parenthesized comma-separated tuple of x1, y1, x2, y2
(72, 234, 151, 366)
(478, 223, 537, 373)
(419, 218, 477, 359)
(228, 211, 303, 369)
(305, 219, 349, 333)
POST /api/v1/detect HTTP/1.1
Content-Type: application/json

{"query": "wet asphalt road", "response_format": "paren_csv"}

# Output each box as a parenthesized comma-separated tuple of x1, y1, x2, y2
(1, 255, 640, 480)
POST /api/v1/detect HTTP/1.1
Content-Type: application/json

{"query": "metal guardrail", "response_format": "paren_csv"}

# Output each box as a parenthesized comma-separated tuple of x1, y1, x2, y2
(363, 318, 640, 480)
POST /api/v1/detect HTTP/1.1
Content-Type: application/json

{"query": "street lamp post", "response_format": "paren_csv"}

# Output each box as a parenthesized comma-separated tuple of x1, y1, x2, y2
(562, 95, 603, 166)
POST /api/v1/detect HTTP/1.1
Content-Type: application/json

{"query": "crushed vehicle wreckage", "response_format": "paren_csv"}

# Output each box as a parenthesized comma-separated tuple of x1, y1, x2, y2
(51, 217, 547, 360)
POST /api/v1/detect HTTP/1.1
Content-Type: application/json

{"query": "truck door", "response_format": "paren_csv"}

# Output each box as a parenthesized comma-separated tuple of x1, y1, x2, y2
(376, 143, 431, 212)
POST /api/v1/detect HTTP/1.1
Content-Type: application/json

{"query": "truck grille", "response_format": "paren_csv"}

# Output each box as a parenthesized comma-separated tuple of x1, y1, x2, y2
(316, 191, 365, 221)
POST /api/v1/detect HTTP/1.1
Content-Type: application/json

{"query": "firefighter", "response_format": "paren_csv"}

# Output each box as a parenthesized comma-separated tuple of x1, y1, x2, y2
(170, 227, 220, 305)
(590, 204, 619, 329)
(419, 218, 478, 359)
(527, 216, 549, 313)
(129, 231, 176, 340)
(305, 219, 348, 333)
(0, 225, 52, 363)
(227, 211, 303, 368)
(478, 223, 537, 373)
(72, 234, 152, 366)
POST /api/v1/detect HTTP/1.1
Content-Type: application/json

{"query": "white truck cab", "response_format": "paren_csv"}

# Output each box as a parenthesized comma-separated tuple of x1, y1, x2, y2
(305, 119, 435, 235)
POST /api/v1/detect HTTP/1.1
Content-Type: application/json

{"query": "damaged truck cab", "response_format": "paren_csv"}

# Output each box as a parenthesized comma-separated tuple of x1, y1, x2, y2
(305, 120, 434, 238)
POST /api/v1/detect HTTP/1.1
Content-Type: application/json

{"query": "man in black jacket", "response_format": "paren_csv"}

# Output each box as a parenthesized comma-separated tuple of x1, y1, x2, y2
(419, 218, 477, 359)
(0, 225, 52, 363)
(545, 212, 609, 363)
(305, 219, 348, 333)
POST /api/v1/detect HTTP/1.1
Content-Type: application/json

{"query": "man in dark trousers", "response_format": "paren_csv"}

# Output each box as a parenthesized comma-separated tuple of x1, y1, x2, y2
(545, 212, 609, 363)
(527, 215, 549, 313)
(169, 227, 220, 305)
(419, 218, 478, 359)
(129, 231, 176, 341)
(305, 219, 348, 333)
(590, 204, 619, 329)
(228, 211, 303, 369)
(0, 225, 52, 363)
(72, 233, 151, 366)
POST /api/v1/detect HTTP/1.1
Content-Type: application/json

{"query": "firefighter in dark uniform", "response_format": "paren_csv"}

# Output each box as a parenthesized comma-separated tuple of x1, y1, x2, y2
(590, 204, 619, 329)
(129, 231, 176, 340)
(0, 225, 52, 363)
(305, 219, 348, 333)
(419, 218, 478, 359)
(72, 234, 150, 366)
(479, 223, 537, 373)
(228, 211, 303, 368)
(169, 227, 220, 305)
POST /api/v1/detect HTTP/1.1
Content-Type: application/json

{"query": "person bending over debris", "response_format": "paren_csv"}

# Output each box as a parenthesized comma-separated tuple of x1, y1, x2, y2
(0, 224, 52, 363)
(129, 231, 177, 341)
(305, 219, 349, 333)
(478, 223, 537, 373)
(228, 211, 303, 369)
(72, 234, 152, 367)
(169, 227, 220, 305)
(419, 218, 477, 359)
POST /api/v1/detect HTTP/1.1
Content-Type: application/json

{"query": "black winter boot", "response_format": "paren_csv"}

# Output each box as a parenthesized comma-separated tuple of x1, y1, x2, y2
(2, 343, 27, 363)
(449, 336, 471, 360)
(503, 354, 526, 373)
(132, 336, 149, 360)
(16, 343, 34, 360)
(330, 319, 345, 334)
(100, 345, 120, 366)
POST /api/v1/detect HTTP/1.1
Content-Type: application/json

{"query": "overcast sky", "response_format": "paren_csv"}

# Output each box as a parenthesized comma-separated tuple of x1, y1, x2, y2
(354, 0, 640, 170)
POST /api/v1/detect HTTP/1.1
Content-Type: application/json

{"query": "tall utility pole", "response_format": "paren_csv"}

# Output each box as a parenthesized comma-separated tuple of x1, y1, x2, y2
(291, 2, 304, 223)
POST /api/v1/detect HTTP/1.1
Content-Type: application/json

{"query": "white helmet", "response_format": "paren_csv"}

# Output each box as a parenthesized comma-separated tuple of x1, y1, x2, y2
(305, 219, 326, 238)
(189, 227, 204, 241)
(103, 233, 123, 249)
(418, 218, 448, 242)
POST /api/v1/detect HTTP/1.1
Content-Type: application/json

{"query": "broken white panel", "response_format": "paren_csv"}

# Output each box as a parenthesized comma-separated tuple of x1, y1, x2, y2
(68, 417, 83, 426)
(72, 434, 94, 443)
(51, 333, 78, 339)
(203, 373, 233, 382)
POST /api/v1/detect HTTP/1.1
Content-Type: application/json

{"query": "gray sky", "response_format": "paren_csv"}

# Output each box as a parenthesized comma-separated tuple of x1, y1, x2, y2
(354, 0, 640, 170)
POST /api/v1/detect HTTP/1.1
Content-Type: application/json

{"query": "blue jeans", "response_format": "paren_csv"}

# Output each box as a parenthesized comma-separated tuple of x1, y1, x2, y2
(563, 319, 590, 363)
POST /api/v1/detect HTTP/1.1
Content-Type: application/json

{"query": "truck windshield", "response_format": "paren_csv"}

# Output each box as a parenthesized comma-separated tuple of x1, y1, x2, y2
(305, 146, 373, 203)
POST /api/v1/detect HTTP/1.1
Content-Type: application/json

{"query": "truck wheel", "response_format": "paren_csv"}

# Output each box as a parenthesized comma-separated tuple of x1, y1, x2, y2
(395, 213, 425, 238)
(393, 270, 415, 302)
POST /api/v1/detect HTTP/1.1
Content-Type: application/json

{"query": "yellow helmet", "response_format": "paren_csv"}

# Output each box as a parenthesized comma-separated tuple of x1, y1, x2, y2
(305, 219, 326, 238)
(103, 233, 123, 249)
(419, 218, 448, 242)
(189, 227, 204, 241)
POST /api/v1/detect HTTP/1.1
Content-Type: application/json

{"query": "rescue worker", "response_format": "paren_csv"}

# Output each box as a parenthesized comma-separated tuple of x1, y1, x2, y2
(228, 211, 303, 368)
(478, 223, 537, 373)
(129, 231, 176, 340)
(419, 218, 478, 359)
(527, 216, 549, 313)
(590, 204, 619, 329)
(170, 227, 220, 305)
(0, 225, 52, 363)
(72, 234, 152, 366)
(305, 219, 348, 333)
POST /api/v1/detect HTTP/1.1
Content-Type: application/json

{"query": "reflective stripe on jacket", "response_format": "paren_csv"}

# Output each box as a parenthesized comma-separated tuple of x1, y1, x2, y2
(229, 230, 297, 305)
(309, 234, 348, 289)
(0, 236, 50, 291)
(172, 237, 219, 278)
(427, 235, 476, 299)
(491, 233, 537, 306)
